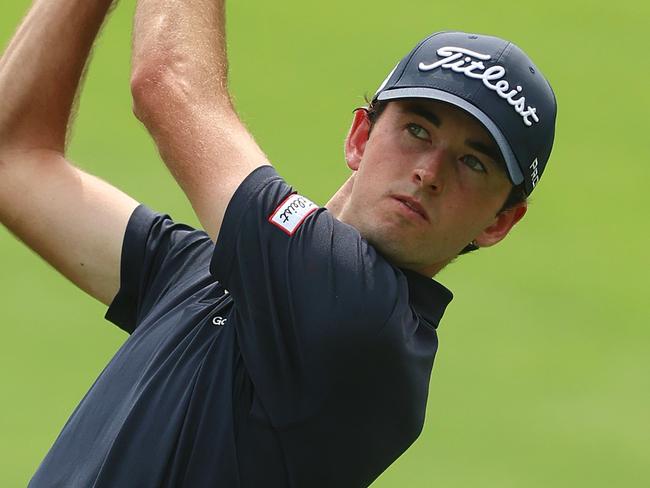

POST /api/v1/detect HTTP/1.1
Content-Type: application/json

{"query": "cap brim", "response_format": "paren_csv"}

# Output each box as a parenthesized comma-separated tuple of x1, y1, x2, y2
(377, 87, 524, 186)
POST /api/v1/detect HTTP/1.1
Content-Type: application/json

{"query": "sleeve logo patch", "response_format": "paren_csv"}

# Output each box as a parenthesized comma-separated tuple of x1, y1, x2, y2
(268, 193, 318, 235)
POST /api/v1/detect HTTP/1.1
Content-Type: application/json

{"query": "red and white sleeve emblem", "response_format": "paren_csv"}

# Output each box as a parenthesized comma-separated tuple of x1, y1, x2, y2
(268, 193, 318, 236)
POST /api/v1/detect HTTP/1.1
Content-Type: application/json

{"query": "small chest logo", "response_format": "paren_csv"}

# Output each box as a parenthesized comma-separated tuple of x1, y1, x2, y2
(268, 193, 318, 236)
(212, 316, 227, 326)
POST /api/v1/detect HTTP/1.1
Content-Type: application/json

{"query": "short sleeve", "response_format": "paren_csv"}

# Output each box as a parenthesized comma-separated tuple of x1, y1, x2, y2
(210, 168, 427, 424)
(105, 204, 214, 334)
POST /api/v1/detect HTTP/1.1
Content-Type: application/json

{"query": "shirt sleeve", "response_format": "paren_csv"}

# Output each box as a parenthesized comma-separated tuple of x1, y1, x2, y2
(105, 204, 214, 334)
(210, 168, 434, 432)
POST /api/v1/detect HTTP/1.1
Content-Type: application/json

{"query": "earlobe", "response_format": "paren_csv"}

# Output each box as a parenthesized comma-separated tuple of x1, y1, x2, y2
(344, 108, 371, 171)
(474, 203, 527, 248)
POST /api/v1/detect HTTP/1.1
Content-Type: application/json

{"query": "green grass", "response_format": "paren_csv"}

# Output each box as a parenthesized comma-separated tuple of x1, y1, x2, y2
(1, 0, 649, 486)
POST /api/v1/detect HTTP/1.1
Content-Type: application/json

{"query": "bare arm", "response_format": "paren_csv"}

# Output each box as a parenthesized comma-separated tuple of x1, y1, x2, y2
(131, 0, 269, 241)
(0, 0, 139, 306)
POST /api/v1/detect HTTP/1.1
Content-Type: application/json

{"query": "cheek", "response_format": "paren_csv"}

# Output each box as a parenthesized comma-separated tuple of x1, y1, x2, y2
(354, 156, 396, 198)
(456, 175, 509, 214)
(438, 195, 497, 239)
(365, 126, 414, 165)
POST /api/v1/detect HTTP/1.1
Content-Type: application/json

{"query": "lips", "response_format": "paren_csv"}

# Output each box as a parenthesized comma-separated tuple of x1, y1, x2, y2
(392, 195, 429, 222)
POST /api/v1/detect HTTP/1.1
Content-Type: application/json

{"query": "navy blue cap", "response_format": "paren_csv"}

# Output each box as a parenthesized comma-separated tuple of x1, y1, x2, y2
(373, 31, 557, 196)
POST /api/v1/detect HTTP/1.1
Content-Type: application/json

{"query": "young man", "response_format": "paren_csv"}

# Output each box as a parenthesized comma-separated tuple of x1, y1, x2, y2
(0, 0, 556, 487)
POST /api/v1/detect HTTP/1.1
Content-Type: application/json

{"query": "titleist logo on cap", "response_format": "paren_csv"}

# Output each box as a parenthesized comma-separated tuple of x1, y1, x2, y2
(418, 47, 540, 127)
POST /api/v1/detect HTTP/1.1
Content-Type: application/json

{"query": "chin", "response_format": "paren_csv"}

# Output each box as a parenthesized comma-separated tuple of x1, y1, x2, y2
(364, 228, 457, 276)
(351, 214, 441, 268)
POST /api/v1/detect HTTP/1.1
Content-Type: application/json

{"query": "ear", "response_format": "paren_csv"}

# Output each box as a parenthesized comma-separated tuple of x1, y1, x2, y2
(474, 202, 527, 248)
(344, 108, 371, 171)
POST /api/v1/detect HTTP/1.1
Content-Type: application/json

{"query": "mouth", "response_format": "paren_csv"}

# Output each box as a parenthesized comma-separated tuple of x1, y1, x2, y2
(391, 195, 430, 222)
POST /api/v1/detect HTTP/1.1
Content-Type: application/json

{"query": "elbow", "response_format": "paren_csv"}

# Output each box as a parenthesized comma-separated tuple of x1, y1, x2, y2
(129, 46, 201, 128)
(129, 67, 150, 124)
(130, 62, 181, 128)
(130, 58, 234, 129)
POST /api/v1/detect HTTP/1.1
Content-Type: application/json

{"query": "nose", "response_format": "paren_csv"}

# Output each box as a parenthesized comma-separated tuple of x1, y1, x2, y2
(412, 148, 447, 193)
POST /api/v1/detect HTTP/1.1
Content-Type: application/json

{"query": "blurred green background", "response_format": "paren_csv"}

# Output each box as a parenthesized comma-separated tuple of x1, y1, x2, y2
(1, 0, 649, 486)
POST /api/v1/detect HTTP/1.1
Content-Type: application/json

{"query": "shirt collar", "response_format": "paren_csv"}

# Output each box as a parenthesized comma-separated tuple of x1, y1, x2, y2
(401, 268, 453, 329)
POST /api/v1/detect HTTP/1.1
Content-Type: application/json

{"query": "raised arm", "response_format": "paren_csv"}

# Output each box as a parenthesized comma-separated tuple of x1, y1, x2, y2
(130, 0, 269, 241)
(0, 0, 139, 306)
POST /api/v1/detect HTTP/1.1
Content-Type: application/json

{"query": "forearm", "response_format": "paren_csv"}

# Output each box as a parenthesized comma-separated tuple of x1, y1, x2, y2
(131, 0, 230, 109)
(0, 0, 116, 153)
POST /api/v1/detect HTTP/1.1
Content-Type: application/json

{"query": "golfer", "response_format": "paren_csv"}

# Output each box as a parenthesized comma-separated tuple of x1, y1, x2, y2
(0, 0, 556, 486)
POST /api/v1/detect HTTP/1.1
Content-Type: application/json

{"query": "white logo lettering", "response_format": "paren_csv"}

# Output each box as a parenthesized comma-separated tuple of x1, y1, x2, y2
(529, 158, 540, 188)
(212, 316, 227, 326)
(418, 46, 540, 127)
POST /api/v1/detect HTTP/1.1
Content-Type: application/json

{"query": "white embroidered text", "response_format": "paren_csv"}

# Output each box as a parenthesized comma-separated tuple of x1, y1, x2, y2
(418, 46, 540, 127)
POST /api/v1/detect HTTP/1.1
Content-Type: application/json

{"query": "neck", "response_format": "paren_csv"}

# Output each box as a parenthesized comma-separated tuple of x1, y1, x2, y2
(324, 173, 355, 218)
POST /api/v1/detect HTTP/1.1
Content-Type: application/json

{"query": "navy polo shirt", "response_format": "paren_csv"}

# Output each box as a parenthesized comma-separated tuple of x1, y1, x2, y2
(29, 166, 453, 488)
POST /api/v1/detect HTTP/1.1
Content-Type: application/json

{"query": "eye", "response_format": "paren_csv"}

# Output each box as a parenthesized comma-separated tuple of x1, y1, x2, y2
(406, 123, 430, 141)
(461, 154, 487, 173)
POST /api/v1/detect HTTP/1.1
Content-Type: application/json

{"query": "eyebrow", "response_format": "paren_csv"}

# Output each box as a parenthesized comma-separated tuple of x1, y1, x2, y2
(403, 103, 506, 167)
(466, 140, 504, 167)
(404, 104, 441, 128)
